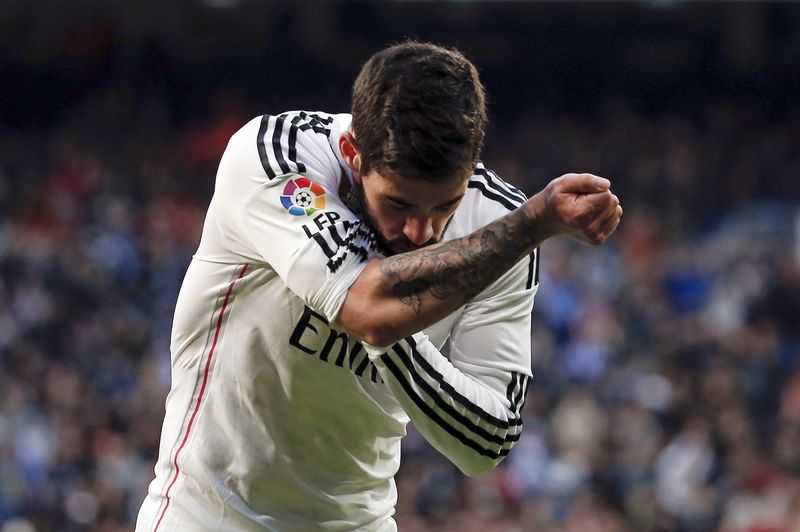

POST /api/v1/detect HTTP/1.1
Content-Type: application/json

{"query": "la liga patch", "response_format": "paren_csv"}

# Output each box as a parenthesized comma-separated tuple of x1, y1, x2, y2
(280, 177, 326, 216)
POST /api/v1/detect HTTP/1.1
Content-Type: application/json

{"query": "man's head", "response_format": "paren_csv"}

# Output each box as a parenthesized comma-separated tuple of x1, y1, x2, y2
(339, 41, 488, 255)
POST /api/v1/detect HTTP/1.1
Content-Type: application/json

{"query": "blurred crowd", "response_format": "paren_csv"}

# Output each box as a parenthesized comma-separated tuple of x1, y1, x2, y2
(0, 86, 799, 532)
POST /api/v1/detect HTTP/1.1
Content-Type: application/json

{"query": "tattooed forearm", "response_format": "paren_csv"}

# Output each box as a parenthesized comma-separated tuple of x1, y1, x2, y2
(380, 209, 533, 312)
(381, 270, 426, 312)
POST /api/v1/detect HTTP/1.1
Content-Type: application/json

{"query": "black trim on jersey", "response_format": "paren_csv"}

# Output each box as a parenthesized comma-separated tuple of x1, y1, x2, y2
(258, 112, 332, 180)
(287, 115, 307, 174)
(390, 343, 518, 447)
(326, 225, 346, 249)
(526, 252, 534, 290)
(327, 222, 381, 274)
(379, 353, 516, 459)
(271, 115, 292, 175)
(467, 180, 520, 211)
(403, 336, 523, 429)
(257, 115, 276, 179)
(526, 248, 540, 290)
(296, 111, 333, 136)
(302, 112, 334, 125)
(474, 165, 527, 205)
(505, 371, 531, 417)
(370, 364, 383, 384)
(513, 374, 529, 413)
(506, 372, 519, 413)
(312, 233, 336, 259)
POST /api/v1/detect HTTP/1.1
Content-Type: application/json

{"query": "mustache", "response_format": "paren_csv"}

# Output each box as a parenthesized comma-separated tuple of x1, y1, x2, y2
(385, 236, 439, 254)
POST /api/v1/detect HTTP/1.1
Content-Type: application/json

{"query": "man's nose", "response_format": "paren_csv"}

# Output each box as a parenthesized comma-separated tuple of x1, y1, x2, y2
(403, 216, 434, 245)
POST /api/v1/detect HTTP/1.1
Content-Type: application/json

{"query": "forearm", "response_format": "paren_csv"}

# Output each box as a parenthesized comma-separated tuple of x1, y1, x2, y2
(339, 196, 549, 345)
(338, 172, 620, 346)
(365, 334, 529, 476)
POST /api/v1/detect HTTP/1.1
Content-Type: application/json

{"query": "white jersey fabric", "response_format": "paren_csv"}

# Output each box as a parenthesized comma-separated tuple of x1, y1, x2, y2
(136, 111, 539, 532)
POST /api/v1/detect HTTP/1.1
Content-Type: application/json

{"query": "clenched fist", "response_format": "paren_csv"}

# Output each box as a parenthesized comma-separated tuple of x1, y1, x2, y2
(526, 173, 623, 246)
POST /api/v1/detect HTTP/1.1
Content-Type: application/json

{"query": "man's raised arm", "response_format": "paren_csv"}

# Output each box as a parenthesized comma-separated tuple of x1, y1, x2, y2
(337, 172, 623, 346)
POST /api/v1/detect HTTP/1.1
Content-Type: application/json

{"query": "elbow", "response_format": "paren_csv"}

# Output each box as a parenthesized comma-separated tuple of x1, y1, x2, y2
(339, 303, 407, 347)
(338, 306, 402, 347)
(338, 268, 410, 347)
(352, 321, 405, 349)
(456, 454, 507, 478)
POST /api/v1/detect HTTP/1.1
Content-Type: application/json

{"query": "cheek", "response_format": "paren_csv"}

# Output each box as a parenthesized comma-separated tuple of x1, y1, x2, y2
(367, 203, 404, 233)
(381, 212, 407, 234)
(432, 214, 453, 234)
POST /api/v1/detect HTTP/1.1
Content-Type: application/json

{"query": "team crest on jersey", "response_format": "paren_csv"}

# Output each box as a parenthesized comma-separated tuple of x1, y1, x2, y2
(280, 177, 326, 216)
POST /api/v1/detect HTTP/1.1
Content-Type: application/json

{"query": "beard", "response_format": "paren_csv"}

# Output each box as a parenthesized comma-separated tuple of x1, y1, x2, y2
(344, 177, 440, 256)
(383, 234, 439, 255)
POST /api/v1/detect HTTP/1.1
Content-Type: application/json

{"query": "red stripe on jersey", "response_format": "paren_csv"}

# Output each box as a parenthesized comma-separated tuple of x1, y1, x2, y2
(153, 263, 249, 532)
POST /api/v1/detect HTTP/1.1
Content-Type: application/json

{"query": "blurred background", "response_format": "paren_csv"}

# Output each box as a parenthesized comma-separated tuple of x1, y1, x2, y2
(1, 1, 800, 531)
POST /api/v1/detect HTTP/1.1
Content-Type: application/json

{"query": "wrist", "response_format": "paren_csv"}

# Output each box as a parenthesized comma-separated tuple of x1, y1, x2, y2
(523, 191, 558, 243)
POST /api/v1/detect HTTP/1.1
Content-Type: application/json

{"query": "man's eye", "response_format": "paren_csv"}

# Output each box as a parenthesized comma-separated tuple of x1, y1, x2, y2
(388, 200, 409, 211)
(435, 203, 457, 213)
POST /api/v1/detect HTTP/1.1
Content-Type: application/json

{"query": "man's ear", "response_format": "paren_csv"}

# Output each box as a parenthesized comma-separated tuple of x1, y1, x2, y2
(339, 131, 361, 178)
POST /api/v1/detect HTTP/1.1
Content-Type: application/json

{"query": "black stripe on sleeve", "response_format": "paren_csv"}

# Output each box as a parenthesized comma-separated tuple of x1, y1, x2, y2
(526, 249, 539, 290)
(506, 372, 518, 411)
(298, 111, 332, 136)
(467, 181, 519, 211)
(259, 111, 336, 179)
(404, 337, 522, 429)
(479, 164, 527, 201)
(354, 355, 371, 377)
(474, 166, 527, 205)
(257, 115, 276, 179)
(379, 353, 513, 459)
(271, 116, 292, 175)
(513, 374, 527, 413)
(516, 376, 531, 414)
(505, 372, 532, 418)
(534, 246, 540, 286)
(390, 344, 513, 446)
(287, 114, 307, 174)
(308, 112, 334, 125)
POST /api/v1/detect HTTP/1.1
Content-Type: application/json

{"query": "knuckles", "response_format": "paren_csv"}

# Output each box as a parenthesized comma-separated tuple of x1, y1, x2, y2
(586, 233, 607, 246)
(544, 172, 622, 246)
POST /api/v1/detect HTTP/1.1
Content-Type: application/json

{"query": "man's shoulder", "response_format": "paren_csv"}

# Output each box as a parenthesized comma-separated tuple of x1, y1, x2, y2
(451, 162, 527, 232)
(467, 162, 527, 212)
(444, 163, 526, 240)
(229, 111, 351, 187)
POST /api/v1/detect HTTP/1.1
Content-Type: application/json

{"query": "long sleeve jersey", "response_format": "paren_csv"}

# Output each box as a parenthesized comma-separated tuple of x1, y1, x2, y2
(136, 111, 539, 532)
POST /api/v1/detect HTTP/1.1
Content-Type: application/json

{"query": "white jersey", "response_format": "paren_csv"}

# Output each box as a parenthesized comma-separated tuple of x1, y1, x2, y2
(136, 111, 539, 531)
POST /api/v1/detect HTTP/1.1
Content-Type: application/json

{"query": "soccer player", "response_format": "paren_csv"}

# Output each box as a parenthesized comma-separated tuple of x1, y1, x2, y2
(136, 41, 622, 531)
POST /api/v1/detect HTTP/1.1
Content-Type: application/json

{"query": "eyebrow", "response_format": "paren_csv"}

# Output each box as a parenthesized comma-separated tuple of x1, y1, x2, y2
(386, 194, 464, 209)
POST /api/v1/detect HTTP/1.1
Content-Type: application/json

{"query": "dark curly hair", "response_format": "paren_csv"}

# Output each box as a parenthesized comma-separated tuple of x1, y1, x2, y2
(350, 41, 487, 182)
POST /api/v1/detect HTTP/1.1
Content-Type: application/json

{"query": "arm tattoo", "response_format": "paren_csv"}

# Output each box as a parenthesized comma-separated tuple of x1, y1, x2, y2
(380, 210, 532, 312)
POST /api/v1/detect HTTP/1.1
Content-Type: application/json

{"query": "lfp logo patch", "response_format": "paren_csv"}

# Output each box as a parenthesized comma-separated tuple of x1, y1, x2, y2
(280, 177, 326, 216)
